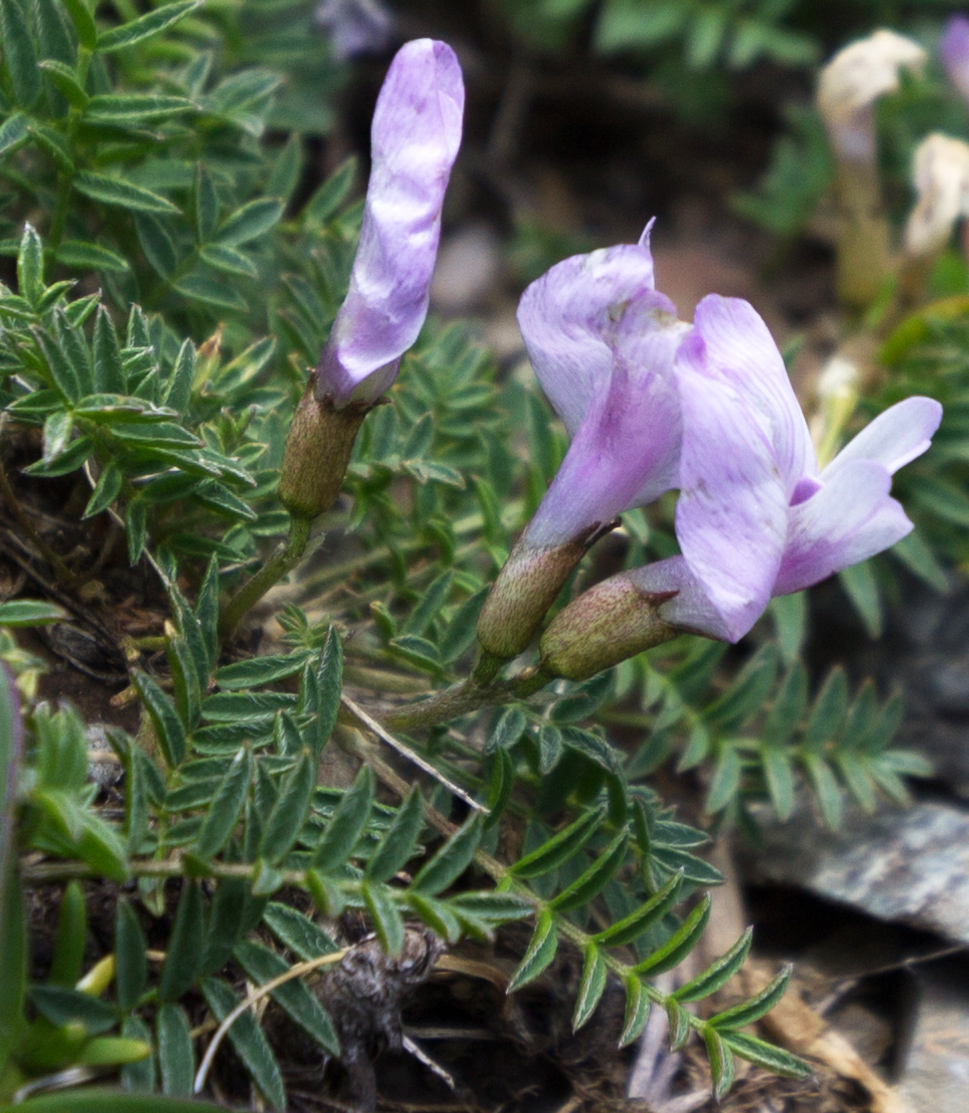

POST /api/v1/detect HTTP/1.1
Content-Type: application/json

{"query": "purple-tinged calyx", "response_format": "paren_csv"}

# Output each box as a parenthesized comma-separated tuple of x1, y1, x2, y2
(316, 38, 464, 409)
(476, 224, 687, 660)
(279, 39, 463, 520)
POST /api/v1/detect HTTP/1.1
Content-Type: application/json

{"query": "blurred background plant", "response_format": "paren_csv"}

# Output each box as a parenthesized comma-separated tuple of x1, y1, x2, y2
(3, 0, 969, 1111)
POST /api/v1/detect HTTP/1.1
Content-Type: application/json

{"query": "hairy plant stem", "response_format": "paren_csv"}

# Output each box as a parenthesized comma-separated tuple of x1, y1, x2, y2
(218, 515, 312, 640)
(375, 662, 554, 734)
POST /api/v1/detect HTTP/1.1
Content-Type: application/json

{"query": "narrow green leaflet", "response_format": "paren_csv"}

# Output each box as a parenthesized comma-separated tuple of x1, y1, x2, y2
(115, 898, 148, 1011)
(632, 895, 712, 977)
(133, 671, 187, 767)
(234, 939, 340, 1054)
(364, 785, 423, 884)
(510, 807, 603, 879)
(548, 830, 628, 913)
(194, 746, 252, 858)
(75, 172, 179, 215)
(314, 626, 342, 754)
(157, 1003, 194, 1096)
(214, 198, 284, 246)
(363, 880, 405, 955)
(202, 977, 286, 1110)
(618, 975, 651, 1048)
(673, 927, 752, 1004)
(412, 813, 483, 896)
(259, 750, 314, 863)
(313, 764, 374, 871)
(719, 1030, 809, 1078)
(97, 0, 200, 52)
(158, 881, 204, 1002)
(0, 0, 40, 106)
(572, 944, 607, 1031)
(708, 963, 793, 1031)
(704, 1027, 736, 1099)
(507, 910, 557, 992)
(0, 600, 66, 626)
(263, 902, 337, 961)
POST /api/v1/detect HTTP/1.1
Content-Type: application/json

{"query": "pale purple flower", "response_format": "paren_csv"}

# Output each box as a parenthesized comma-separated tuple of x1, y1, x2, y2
(632, 296, 942, 642)
(316, 0, 394, 60)
(942, 15, 969, 104)
(314, 39, 464, 409)
(518, 223, 688, 549)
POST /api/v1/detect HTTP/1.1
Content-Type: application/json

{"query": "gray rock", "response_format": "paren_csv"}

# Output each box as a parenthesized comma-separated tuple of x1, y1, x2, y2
(739, 801, 969, 944)
(900, 966, 969, 1113)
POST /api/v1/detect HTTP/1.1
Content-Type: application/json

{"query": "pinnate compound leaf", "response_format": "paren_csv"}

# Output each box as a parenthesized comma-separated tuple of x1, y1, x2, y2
(412, 813, 483, 896)
(313, 763, 374, 872)
(618, 975, 651, 1048)
(133, 671, 186, 767)
(632, 895, 711, 977)
(708, 963, 792, 1031)
(510, 807, 603, 879)
(202, 976, 286, 1109)
(364, 786, 423, 883)
(674, 927, 752, 1003)
(507, 910, 557, 992)
(97, 0, 200, 52)
(572, 944, 607, 1031)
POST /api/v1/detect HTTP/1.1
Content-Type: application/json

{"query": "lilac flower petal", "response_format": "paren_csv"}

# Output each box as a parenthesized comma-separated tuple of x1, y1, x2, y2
(316, 0, 394, 60)
(628, 556, 733, 641)
(516, 224, 662, 437)
(821, 396, 942, 479)
(942, 15, 969, 105)
(685, 295, 816, 499)
(774, 459, 911, 595)
(524, 299, 684, 547)
(674, 312, 789, 642)
(317, 39, 464, 407)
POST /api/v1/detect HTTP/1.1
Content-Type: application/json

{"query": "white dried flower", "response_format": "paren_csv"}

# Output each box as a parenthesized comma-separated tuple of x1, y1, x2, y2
(905, 133, 969, 257)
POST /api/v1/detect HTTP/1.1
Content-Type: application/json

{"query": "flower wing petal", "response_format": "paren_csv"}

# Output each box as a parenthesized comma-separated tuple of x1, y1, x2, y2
(822, 396, 942, 478)
(629, 557, 733, 641)
(774, 459, 911, 595)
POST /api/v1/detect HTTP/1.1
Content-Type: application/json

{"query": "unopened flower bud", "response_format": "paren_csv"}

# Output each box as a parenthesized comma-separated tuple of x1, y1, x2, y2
(904, 132, 969, 257)
(539, 573, 676, 681)
(817, 30, 926, 163)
